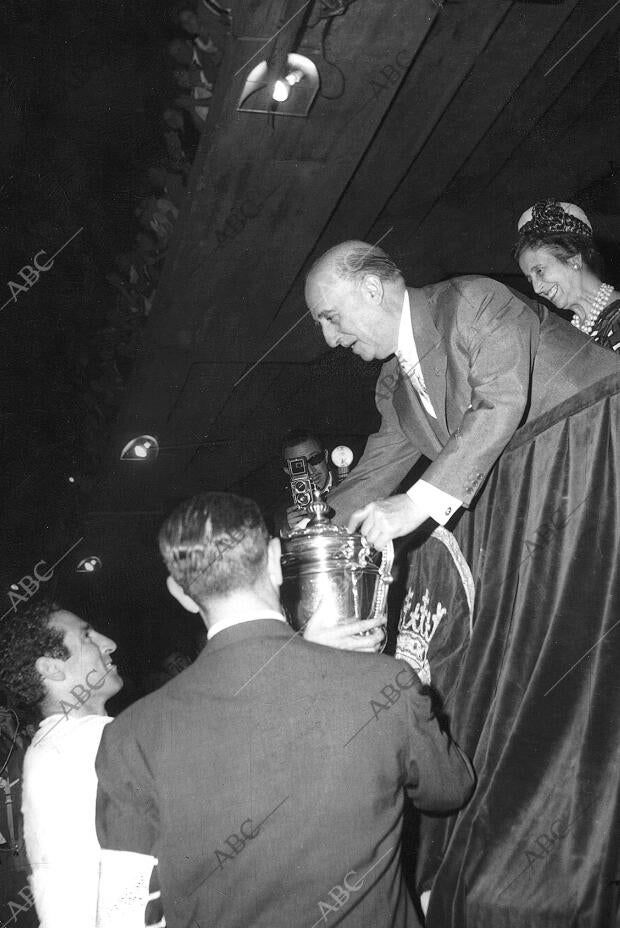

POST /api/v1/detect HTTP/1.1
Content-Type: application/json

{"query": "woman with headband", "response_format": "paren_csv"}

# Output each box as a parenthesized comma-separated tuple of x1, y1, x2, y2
(515, 199, 620, 352)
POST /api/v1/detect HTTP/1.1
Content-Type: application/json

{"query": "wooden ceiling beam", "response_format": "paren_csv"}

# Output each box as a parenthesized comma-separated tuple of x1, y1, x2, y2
(365, 0, 595, 266)
(428, 59, 617, 280)
(374, 6, 619, 283)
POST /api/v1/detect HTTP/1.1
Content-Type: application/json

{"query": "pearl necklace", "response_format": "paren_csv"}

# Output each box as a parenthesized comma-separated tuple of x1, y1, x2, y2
(571, 283, 614, 335)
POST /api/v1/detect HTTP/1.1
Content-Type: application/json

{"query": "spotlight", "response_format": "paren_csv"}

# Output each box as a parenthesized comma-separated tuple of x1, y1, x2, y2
(76, 556, 102, 574)
(68, 476, 76, 484)
(238, 54, 319, 118)
(120, 435, 159, 462)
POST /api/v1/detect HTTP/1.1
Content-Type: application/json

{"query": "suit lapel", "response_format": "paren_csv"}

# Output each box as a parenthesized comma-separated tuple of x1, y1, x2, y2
(393, 369, 444, 456)
(407, 287, 449, 440)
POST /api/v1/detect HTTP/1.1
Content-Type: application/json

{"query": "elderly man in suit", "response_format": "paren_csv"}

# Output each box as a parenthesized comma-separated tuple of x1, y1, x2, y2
(305, 241, 619, 546)
(94, 491, 473, 928)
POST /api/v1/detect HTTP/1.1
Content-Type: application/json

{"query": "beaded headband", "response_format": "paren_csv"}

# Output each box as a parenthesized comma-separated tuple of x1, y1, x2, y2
(517, 199, 592, 239)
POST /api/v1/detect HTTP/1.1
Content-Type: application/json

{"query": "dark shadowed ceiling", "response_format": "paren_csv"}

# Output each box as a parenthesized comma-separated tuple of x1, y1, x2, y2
(1, 0, 619, 668)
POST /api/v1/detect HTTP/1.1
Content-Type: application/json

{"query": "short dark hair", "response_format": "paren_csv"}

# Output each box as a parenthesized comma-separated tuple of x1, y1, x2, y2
(281, 428, 323, 460)
(0, 599, 70, 708)
(335, 244, 403, 284)
(514, 231, 603, 278)
(159, 492, 270, 606)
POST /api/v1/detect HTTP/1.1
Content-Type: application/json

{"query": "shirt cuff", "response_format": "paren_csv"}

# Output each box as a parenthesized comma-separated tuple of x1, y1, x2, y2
(406, 480, 462, 526)
(97, 850, 157, 928)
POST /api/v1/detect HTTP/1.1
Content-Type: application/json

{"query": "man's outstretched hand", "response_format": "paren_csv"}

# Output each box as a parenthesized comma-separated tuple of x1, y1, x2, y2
(348, 494, 429, 548)
(304, 615, 386, 653)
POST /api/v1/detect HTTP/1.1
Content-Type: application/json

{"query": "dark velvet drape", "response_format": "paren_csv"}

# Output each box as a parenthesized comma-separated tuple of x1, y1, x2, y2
(403, 372, 620, 928)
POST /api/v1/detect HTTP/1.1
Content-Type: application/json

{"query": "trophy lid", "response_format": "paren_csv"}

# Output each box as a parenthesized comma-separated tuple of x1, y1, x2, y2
(281, 489, 375, 571)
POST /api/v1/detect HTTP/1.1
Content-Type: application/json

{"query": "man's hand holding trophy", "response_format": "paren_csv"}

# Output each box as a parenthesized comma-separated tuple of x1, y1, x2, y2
(280, 482, 392, 655)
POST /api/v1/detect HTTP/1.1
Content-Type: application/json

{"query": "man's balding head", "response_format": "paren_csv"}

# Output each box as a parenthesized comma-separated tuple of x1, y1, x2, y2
(307, 241, 403, 290)
(305, 241, 405, 361)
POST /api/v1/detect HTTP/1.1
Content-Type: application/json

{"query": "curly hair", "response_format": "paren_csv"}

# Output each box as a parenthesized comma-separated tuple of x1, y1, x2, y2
(514, 231, 604, 279)
(0, 598, 70, 708)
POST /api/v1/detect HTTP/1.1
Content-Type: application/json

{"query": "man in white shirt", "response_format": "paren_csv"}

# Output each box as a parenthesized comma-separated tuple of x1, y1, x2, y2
(0, 598, 123, 928)
(305, 239, 619, 547)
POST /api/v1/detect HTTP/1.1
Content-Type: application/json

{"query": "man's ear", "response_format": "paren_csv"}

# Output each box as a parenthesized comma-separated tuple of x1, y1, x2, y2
(34, 656, 66, 683)
(267, 537, 283, 589)
(166, 575, 201, 614)
(362, 273, 384, 304)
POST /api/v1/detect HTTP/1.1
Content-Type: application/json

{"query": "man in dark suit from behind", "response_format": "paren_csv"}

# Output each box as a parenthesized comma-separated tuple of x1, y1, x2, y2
(95, 492, 474, 928)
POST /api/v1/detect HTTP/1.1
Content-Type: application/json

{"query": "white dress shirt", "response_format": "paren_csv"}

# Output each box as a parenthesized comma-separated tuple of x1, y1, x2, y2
(207, 609, 288, 640)
(397, 293, 438, 419)
(397, 291, 462, 526)
(22, 714, 113, 928)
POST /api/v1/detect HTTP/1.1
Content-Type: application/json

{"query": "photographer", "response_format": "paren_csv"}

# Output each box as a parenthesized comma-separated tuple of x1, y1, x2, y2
(272, 429, 336, 535)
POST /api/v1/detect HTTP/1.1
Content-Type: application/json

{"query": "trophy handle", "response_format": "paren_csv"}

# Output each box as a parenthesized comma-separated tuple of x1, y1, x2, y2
(372, 540, 394, 623)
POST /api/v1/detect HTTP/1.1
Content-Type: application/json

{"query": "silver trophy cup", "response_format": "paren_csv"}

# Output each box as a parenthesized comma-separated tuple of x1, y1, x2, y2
(280, 492, 393, 648)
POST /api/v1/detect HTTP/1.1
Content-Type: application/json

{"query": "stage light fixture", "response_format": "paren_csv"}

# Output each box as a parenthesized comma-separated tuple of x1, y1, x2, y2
(120, 435, 160, 462)
(238, 54, 319, 118)
(76, 556, 102, 574)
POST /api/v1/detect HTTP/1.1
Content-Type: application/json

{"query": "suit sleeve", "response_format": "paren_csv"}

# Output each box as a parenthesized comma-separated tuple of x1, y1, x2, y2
(95, 721, 159, 855)
(397, 664, 474, 811)
(422, 280, 540, 505)
(329, 359, 421, 526)
(95, 723, 160, 928)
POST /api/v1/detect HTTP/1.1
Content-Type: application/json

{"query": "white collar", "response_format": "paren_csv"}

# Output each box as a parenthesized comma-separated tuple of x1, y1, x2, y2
(395, 290, 438, 419)
(397, 290, 414, 359)
(207, 609, 287, 640)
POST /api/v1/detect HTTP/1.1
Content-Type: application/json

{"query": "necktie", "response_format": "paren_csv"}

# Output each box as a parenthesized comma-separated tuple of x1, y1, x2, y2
(399, 356, 437, 419)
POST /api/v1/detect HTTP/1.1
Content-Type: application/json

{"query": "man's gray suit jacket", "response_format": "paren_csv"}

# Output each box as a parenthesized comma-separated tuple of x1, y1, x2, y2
(329, 276, 619, 524)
